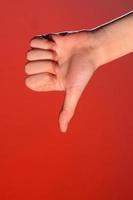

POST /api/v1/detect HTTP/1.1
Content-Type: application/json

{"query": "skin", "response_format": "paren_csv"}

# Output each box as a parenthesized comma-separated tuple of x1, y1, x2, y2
(25, 11, 133, 133)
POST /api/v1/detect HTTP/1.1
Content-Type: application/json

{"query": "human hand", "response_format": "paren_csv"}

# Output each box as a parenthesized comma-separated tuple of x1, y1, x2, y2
(25, 30, 98, 132)
(25, 11, 133, 133)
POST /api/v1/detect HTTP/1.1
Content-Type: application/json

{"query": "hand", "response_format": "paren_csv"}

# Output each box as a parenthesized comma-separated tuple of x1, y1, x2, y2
(25, 30, 99, 132)
(25, 11, 133, 133)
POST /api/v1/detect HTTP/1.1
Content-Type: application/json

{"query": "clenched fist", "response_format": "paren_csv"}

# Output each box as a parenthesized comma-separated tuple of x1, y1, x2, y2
(24, 11, 133, 133)
(25, 30, 98, 132)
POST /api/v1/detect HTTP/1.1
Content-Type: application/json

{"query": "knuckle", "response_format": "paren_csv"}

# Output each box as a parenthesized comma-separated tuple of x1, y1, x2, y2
(25, 77, 33, 89)
(29, 40, 34, 47)
(30, 39, 37, 47)
(25, 77, 30, 87)
(25, 63, 31, 74)
(26, 51, 32, 60)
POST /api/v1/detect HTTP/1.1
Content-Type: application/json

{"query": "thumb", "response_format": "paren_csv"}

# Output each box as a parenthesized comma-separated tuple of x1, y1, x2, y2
(59, 86, 83, 133)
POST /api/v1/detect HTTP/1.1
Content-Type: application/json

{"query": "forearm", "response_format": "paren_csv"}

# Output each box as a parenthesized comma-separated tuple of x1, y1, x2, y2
(91, 11, 133, 68)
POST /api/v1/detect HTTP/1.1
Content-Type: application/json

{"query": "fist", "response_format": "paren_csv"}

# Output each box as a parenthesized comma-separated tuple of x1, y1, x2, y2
(25, 30, 97, 132)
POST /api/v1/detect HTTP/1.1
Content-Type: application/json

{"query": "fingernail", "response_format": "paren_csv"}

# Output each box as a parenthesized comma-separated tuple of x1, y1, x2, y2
(61, 121, 68, 133)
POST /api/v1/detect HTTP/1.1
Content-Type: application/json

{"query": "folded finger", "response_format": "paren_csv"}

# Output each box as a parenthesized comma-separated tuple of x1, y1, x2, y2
(30, 38, 56, 50)
(25, 60, 58, 75)
(25, 73, 61, 92)
(27, 49, 58, 61)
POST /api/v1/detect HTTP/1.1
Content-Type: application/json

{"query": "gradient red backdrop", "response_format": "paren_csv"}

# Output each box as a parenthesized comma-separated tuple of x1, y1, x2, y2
(0, 1, 133, 199)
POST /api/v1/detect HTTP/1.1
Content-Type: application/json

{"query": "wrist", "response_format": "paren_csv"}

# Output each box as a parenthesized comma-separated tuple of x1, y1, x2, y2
(83, 29, 108, 70)
(89, 12, 133, 69)
(90, 28, 111, 68)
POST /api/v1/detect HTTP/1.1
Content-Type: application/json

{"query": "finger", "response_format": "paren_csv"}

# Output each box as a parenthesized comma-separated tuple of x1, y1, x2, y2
(59, 86, 84, 133)
(25, 60, 58, 75)
(30, 38, 56, 50)
(26, 49, 58, 61)
(25, 73, 63, 92)
(31, 34, 55, 42)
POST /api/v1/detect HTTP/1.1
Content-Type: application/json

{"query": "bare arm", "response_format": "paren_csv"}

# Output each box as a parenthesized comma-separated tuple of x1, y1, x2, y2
(91, 10, 133, 68)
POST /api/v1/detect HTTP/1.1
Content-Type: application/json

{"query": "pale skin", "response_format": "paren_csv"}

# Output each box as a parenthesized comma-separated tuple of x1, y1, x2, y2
(25, 11, 133, 133)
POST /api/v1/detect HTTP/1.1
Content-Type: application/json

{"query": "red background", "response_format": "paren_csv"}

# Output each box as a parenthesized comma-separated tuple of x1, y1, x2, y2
(0, 1, 133, 199)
